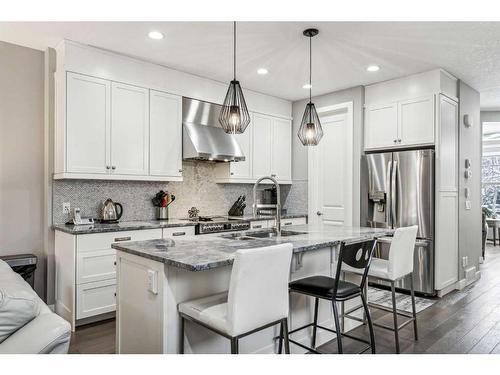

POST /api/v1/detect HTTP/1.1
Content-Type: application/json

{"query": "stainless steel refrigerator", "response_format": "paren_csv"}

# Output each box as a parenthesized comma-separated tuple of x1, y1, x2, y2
(361, 149, 435, 295)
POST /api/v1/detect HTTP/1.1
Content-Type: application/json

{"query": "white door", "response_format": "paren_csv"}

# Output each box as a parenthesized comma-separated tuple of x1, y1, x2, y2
(272, 118, 292, 181)
(252, 113, 273, 178)
(309, 112, 352, 226)
(111, 82, 149, 175)
(149, 90, 182, 177)
(230, 119, 253, 179)
(398, 95, 435, 146)
(66, 72, 111, 174)
(364, 102, 398, 150)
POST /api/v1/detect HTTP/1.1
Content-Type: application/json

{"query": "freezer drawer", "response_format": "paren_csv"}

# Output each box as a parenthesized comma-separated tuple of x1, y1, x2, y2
(371, 237, 435, 296)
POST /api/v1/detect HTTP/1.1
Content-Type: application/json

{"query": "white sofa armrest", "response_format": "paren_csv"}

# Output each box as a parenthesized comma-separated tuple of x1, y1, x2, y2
(0, 312, 71, 354)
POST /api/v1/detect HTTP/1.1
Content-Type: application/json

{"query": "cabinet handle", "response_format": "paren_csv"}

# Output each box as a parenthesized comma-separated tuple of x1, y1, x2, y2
(271, 174, 276, 177)
(114, 236, 131, 242)
(178, 169, 183, 173)
(253, 225, 262, 229)
(114, 292, 116, 297)
(398, 139, 402, 143)
(393, 140, 397, 143)
(111, 166, 116, 170)
(106, 165, 111, 170)
(230, 172, 234, 175)
(172, 231, 186, 236)
(113, 261, 117, 266)
(284, 222, 292, 226)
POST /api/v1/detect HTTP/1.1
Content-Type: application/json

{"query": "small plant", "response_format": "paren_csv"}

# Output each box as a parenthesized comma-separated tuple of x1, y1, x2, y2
(482, 206, 496, 219)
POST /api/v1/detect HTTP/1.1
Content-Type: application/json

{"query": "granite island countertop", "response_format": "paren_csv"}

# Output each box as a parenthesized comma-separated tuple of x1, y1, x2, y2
(52, 214, 307, 235)
(111, 224, 392, 272)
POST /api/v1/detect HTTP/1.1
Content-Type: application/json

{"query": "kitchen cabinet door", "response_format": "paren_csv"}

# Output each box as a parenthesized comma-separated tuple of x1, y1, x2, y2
(364, 102, 398, 150)
(111, 82, 149, 175)
(149, 90, 182, 178)
(399, 95, 435, 146)
(252, 113, 273, 178)
(230, 119, 253, 179)
(271, 118, 292, 182)
(66, 72, 111, 174)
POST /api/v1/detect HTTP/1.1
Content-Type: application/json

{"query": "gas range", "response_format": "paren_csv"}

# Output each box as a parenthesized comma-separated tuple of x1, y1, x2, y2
(191, 216, 250, 235)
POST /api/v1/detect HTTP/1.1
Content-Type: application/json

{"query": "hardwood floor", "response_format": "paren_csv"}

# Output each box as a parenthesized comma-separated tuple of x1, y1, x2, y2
(68, 244, 500, 354)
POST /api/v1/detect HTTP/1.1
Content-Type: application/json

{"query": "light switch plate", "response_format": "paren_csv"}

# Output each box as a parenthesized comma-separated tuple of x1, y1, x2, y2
(147, 269, 158, 294)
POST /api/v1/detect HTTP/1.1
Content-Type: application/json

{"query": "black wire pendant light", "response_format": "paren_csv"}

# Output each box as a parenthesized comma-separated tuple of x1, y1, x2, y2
(219, 21, 251, 134)
(297, 28, 323, 146)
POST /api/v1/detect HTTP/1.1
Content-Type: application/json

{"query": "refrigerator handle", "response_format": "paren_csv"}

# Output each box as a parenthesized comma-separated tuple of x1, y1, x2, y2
(386, 160, 393, 227)
(391, 160, 398, 228)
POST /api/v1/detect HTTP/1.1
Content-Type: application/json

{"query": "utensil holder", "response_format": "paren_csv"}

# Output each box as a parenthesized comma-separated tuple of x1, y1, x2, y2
(156, 207, 169, 220)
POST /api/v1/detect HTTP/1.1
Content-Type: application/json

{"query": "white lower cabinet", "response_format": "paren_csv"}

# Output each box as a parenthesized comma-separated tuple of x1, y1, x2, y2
(56, 227, 197, 330)
(76, 279, 117, 319)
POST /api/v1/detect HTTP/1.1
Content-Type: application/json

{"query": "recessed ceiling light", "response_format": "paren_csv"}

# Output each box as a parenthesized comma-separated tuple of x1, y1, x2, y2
(367, 65, 380, 72)
(148, 31, 164, 40)
(257, 68, 268, 75)
(303, 83, 312, 89)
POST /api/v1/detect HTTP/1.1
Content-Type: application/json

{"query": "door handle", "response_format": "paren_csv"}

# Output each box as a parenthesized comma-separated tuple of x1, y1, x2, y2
(316, 211, 323, 216)
(391, 160, 398, 227)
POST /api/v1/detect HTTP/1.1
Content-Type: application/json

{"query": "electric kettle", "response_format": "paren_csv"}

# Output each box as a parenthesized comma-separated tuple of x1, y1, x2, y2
(100, 199, 123, 222)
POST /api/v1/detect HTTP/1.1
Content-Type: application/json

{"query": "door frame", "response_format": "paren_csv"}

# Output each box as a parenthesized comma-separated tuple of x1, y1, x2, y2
(308, 101, 354, 226)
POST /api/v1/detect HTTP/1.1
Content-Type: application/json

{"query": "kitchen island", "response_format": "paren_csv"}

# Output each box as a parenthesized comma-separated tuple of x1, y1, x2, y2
(112, 224, 391, 354)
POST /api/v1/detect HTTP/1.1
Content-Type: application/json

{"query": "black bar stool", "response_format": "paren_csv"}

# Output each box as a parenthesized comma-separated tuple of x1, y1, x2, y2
(286, 239, 377, 354)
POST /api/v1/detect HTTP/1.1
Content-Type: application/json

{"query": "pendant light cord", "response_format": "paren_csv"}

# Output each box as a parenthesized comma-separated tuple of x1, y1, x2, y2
(233, 21, 236, 81)
(309, 34, 312, 103)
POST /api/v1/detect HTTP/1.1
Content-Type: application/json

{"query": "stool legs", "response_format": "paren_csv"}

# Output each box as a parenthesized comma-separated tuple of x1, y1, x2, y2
(230, 338, 239, 354)
(360, 292, 376, 354)
(311, 298, 319, 348)
(390, 281, 400, 353)
(179, 316, 185, 354)
(331, 301, 343, 354)
(281, 318, 290, 354)
(409, 274, 419, 341)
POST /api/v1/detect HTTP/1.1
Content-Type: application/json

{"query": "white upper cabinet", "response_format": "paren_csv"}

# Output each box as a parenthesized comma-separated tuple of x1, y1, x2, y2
(252, 113, 273, 179)
(364, 102, 398, 150)
(111, 83, 149, 176)
(66, 73, 111, 174)
(216, 113, 292, 184)
(149, 90, 182, 178)
(229, 121, 253, 180)
(398, 95, 435, 147)
(364, 69, 458, 151)
(271, 117, 292, 181)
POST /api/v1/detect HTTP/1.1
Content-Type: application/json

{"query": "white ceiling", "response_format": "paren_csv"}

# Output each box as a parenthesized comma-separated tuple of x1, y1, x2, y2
(2, 21, 500, 106)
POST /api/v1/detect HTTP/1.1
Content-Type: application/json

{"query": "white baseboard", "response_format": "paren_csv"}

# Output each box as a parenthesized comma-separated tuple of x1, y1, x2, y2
(457, 269, 481, 290)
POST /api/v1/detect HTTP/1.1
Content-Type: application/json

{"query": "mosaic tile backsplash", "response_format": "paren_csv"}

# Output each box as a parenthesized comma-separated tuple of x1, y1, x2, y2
(52, 161, 307, 224)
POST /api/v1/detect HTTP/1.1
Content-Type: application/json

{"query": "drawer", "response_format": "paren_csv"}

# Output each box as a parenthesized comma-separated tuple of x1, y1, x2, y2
(250, 220, 269, 229)
(162, 226, 195, 238)
(77, 229, 163, 252)
(77, 249, 116, 284)
(281, 217, 307, 227)
(76, 279, 116, 319)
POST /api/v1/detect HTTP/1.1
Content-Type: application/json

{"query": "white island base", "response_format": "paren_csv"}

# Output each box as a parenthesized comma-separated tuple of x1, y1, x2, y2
(116, 245, 362, 354)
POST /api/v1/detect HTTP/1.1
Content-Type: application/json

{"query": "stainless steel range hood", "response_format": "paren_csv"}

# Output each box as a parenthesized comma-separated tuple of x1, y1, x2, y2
(182, 97, 245, 162)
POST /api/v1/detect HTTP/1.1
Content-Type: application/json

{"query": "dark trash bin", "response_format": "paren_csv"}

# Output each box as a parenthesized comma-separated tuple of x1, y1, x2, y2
(0, 254, 37, 288)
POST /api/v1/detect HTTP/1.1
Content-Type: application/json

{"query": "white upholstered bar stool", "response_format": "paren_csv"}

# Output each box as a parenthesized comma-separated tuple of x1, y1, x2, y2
(342, 225, 419, 353)
(178, 243, 293, 354)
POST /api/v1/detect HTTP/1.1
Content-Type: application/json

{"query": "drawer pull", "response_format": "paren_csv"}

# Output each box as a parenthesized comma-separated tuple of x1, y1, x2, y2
(253, 225, 262, 229)
(114, 236, 131, 242)
(172, 232, 186, 236)
(113, 261, 117, 266)
(284, 222, 292, 226)
(114, 292, 116, 297)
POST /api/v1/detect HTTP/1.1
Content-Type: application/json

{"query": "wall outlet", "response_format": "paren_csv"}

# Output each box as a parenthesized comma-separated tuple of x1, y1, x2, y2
(462, 256, 469, 268)
(63, 202, 71, 215)
(147, 269, 158, 295)
(465, 200, 471, 210)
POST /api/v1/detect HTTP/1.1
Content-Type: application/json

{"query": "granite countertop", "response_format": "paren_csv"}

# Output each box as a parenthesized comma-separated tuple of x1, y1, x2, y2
(52, 214, 308, 235)
(111, 224, 392, 272)
(52, 219, 196, 234)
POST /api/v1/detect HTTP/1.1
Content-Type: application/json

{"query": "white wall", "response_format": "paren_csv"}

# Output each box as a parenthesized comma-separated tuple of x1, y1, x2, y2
(0, 41, 45, 298)
(291, 86, 364, 224)
(458, 81, 482, 280)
